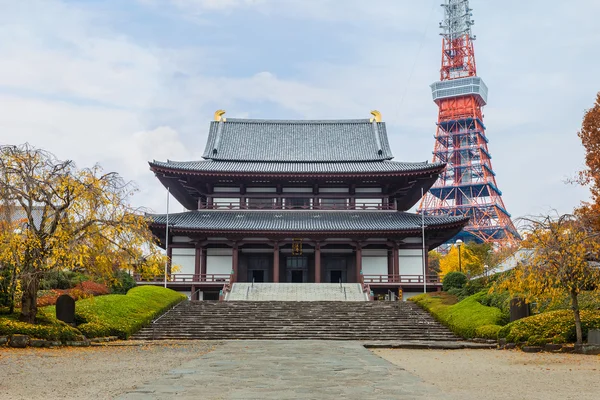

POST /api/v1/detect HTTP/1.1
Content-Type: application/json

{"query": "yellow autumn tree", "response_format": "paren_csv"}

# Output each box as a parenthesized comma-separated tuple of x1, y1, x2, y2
(493, 214, 600, 345)
(439, 244, 484, 277)
(0, 144, 165, 323)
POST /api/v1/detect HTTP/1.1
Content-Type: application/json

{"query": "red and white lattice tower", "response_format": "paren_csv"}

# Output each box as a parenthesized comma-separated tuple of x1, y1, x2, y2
(418, 0, 520, 246)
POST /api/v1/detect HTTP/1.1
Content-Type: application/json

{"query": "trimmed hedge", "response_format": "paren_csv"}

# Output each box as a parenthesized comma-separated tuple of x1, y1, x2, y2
(74, 286, 186, 339)
(498, 310, 600, 346)
(411, 291, 507, 339)
(0, 315, 81, 341)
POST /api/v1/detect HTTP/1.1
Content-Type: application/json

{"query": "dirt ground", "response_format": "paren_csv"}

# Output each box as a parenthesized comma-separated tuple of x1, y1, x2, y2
(374, 348, 600, 400)
(0, 341, 217, 400)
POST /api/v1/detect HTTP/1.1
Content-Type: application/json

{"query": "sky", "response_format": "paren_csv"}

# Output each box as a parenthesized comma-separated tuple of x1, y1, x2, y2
(1, 0, 598, 219)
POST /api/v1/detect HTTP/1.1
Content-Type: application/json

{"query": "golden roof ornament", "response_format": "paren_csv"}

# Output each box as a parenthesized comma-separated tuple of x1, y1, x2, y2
(370, 110, 382, 123)
(214, 109, 226, 121)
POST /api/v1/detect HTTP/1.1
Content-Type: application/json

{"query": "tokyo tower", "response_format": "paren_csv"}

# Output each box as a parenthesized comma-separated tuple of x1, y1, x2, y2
(418, 0, 520, 246)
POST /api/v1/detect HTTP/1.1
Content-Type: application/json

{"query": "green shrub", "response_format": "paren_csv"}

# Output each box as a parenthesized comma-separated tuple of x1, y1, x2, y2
(474, 324, 502, 339)
(0, 316, 81, 341)
(75, 286, 186, 339)
(411, 291, 507, 338)
(498, 310, 600, 345)
(110, 270, 137, 294)
(443, 272, 468, 291)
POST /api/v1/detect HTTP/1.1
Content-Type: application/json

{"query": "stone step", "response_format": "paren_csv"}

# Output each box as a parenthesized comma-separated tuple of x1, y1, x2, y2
(130, 300, 457, 341)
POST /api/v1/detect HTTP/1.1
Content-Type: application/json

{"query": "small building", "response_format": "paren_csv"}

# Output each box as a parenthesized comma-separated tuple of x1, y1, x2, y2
(140, 111, 468, 299)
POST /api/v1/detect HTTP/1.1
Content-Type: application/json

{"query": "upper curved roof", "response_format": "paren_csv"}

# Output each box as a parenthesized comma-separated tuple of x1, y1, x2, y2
(202, 118, 394, 162)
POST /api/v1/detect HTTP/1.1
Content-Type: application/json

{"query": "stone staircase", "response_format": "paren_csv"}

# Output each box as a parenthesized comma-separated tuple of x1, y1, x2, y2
(226, 283, 368, 301)
(131, 301, 459, 341)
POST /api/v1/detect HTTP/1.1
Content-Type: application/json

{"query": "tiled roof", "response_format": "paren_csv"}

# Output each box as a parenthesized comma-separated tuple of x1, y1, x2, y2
(149, 210, 468, 232)
(202, 118, 394, 162)
(149, 160, 444, 175)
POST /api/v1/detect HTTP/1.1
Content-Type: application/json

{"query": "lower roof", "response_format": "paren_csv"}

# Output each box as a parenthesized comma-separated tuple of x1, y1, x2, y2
(149, 160, 444, 175)
(149, 210, 468, 234)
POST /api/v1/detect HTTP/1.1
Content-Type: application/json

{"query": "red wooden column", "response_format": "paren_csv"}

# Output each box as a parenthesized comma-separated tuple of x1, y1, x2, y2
(314, 243, 321, 283)
(232, 243, 239, 283)
(194, 245, 203, 280)
(273, 243, 280, 283)
(355, 244, 362, 283)
(392, 245, 399, 282)
(167, 246, 173, 275)
(387, 249, 394, 276)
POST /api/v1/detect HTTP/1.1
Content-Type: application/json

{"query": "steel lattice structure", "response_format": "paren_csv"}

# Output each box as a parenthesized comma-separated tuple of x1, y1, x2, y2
(418, 0, 520, 246)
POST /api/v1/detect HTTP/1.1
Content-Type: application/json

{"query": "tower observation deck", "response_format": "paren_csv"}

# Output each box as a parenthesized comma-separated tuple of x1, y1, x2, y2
(418, 0, 520, 246)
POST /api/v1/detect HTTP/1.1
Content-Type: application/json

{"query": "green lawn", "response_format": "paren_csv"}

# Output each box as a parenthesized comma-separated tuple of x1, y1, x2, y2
(2, 286, 186, 341)
(411, 291, 507, 339)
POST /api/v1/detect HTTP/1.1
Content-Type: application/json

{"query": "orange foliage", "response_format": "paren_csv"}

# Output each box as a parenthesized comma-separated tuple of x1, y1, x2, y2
(36, 281, 109, 307)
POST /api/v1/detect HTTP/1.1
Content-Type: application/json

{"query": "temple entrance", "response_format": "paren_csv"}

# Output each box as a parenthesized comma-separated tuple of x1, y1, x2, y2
(291, 270, 304, 283)
(286, 256, 308, 283)
(330, 270, 342, 283)
(324, 256, 349, 283)
(251, 269, 265, 283)
(247, 255, 270, 283)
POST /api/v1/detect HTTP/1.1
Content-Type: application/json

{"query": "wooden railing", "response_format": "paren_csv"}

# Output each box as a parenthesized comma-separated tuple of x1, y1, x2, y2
(362, 274, 441, 284)
(135, 274, 231, 283)
(199, 202, 395, 211)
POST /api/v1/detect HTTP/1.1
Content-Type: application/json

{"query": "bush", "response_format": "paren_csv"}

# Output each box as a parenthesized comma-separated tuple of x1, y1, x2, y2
(474, 324, 502, 339)
(39, 271, 91, 290)
(74, 286, 186, 339)
(411, 291, 507, 338)
(37, 281, 110, 307)
(498, 310, 600, 345)
(110, 270, 137, 294)
(0, 316, 81, 341)
(443, 272, 468, 291)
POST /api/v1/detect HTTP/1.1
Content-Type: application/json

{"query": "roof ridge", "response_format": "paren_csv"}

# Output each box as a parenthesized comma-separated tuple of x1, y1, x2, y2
(218, 118, 374, 124)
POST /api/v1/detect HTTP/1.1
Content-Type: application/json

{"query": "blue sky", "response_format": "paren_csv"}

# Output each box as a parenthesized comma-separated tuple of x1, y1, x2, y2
(1, 0, 598, 218)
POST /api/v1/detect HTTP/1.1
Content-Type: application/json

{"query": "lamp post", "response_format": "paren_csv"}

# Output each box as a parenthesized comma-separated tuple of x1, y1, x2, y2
(455, 239, 463, 273)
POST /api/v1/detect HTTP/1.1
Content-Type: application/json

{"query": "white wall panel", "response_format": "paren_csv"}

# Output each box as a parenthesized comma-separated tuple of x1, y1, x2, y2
(207, 255, 233, 275)
(171, 248, 195, 275)
(362, 257, 388, 278)
(398, 249, 424, 276)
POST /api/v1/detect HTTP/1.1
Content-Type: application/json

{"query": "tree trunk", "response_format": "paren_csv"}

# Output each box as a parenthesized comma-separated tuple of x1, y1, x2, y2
(9, 264, 18, 314)
(19, 274, 38, 324)
(570, 290, 583, 345)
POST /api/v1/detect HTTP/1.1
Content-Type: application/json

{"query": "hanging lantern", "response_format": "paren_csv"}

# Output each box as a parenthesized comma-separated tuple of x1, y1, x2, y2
(292, 238, 303, 256)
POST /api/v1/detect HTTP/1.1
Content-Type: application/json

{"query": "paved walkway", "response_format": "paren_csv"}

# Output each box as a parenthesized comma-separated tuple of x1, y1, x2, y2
(116, 341, 443, 399)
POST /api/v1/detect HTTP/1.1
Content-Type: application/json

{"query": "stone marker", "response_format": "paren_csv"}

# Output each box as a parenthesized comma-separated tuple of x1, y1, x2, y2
(589, 329, 600, 345)
(56, 294, 75, 324)
(509, 298, 530, 322)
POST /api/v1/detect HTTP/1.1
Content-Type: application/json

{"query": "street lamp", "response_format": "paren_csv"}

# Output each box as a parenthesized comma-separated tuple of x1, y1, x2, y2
(455, 239, 463, 273)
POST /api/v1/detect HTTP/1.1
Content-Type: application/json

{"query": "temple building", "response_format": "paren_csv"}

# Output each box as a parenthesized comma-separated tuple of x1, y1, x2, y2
(141, 110, 468, 299)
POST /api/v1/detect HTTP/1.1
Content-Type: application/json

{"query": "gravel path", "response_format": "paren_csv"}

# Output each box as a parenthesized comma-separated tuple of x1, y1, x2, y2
(2, 341, 599, 399)
(0, 342, 217, 400)
(375, 348, 600, 400)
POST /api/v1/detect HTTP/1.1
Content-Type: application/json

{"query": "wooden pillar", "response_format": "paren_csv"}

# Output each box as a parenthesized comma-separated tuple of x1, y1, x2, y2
(392, 246, 399, 282)
(314, 243, 321, 283)
(273, 243, 280, 283)
(387, 249, 394, 275)
(200, 246, 207, 279)
(232, 243, 239, 283)
(355, 244, 362, 283)
(194, 245, 202, 280)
